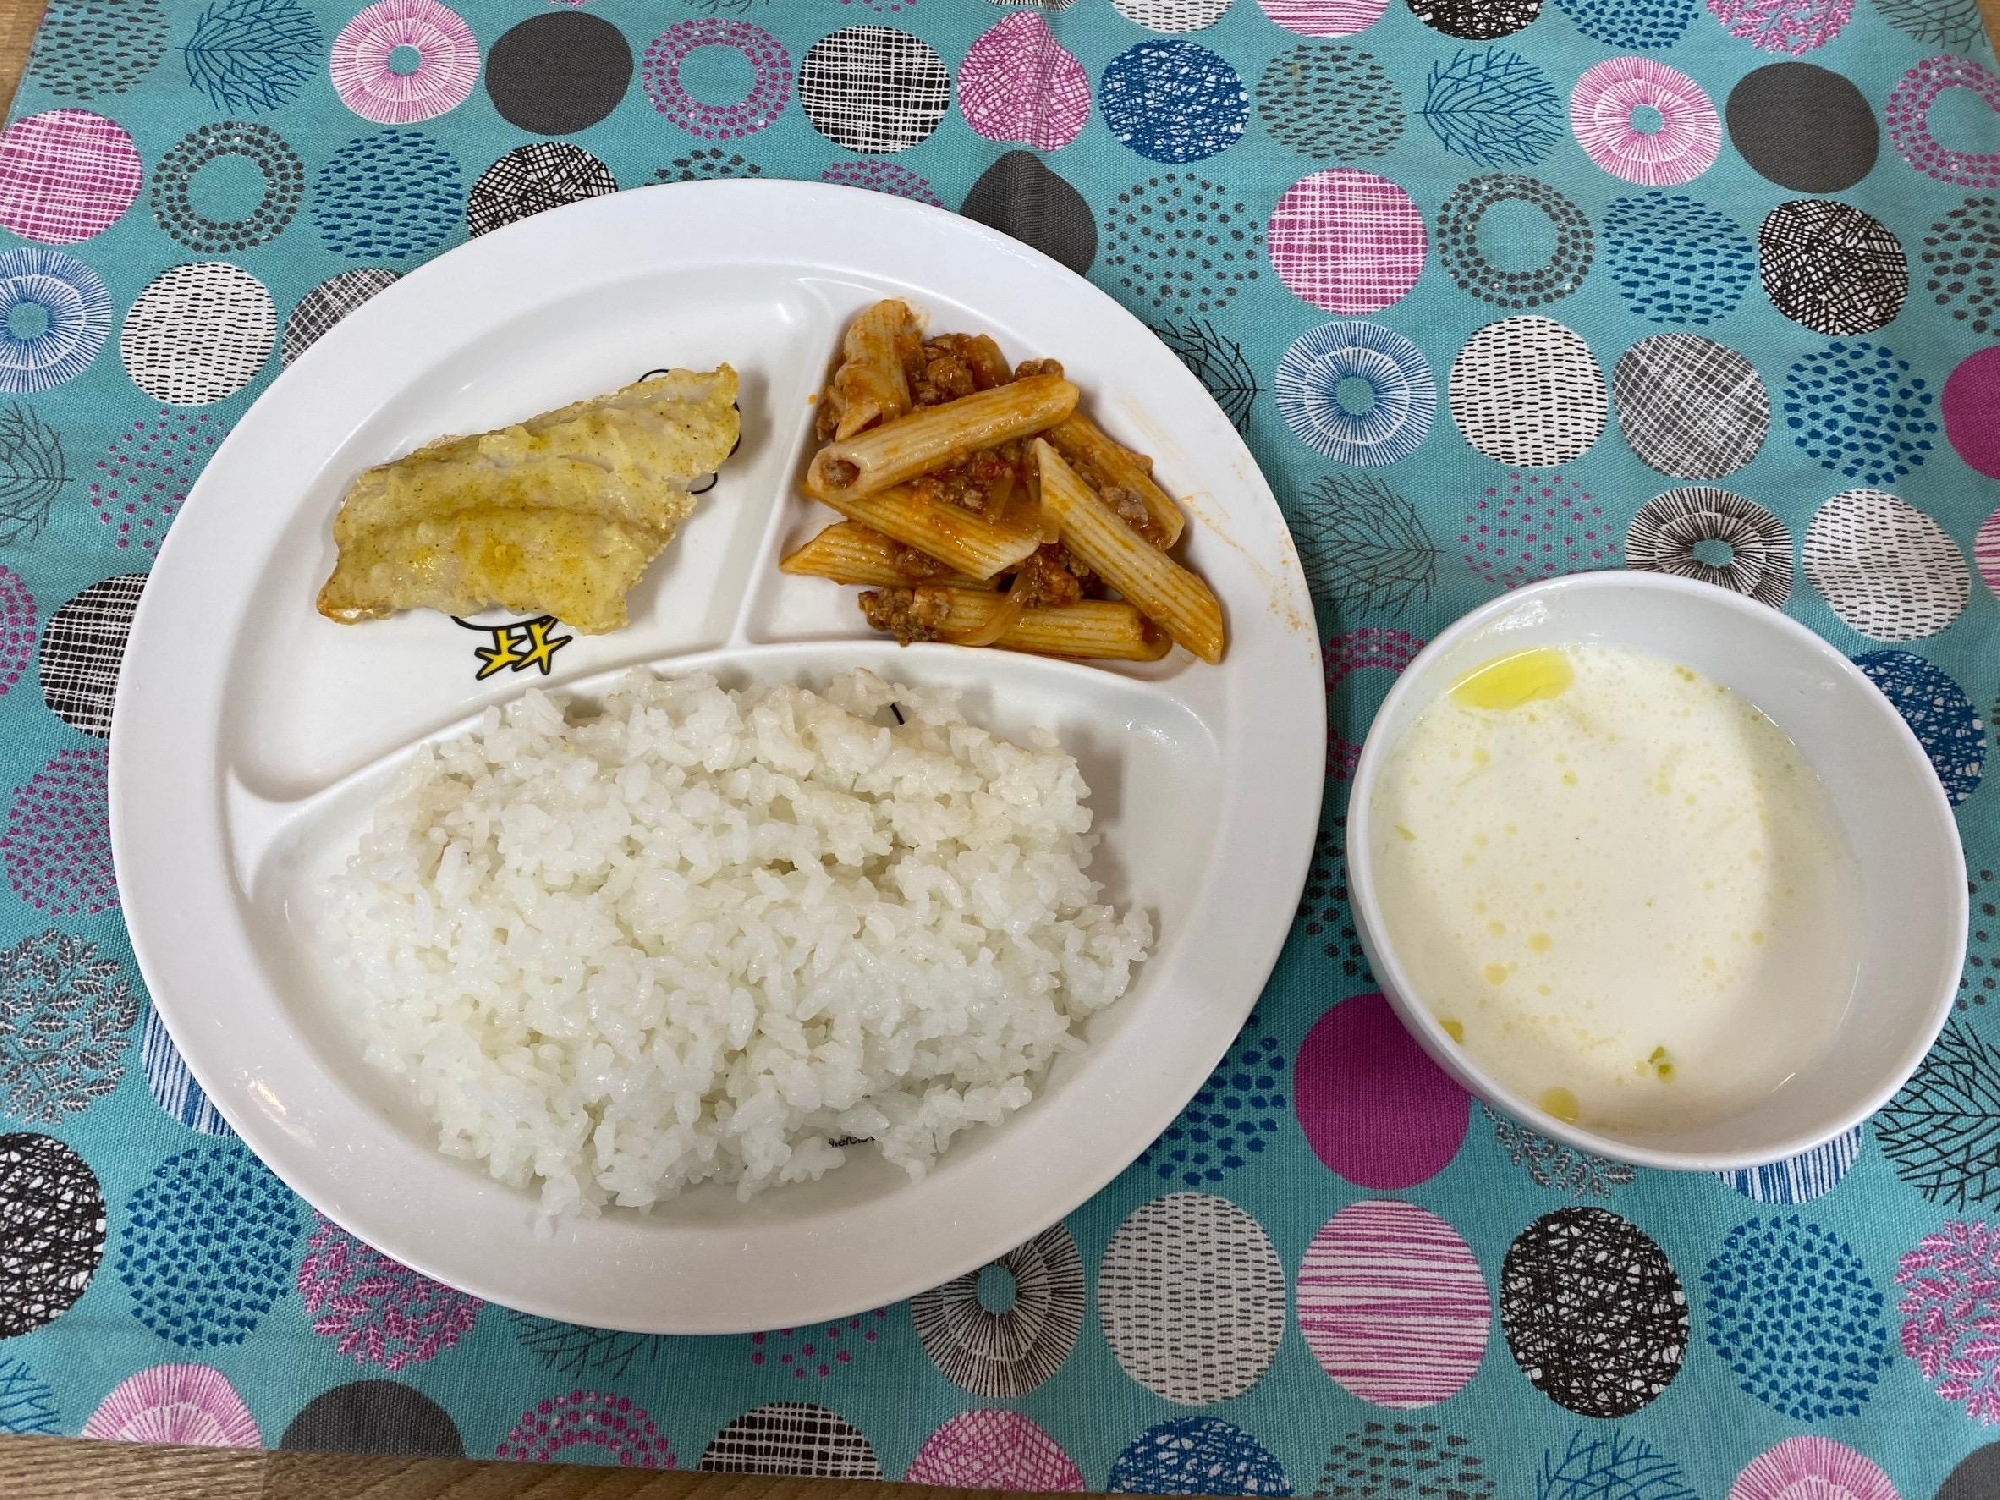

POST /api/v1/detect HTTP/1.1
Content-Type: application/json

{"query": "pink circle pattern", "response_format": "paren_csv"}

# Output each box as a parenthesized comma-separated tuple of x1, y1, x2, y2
(1298, 1200, 1491, 1407)
(1705, 0, 1854, 54)
(496, 1391, 674, 1467)
(83, 1364, 259, 1447)
(90, 411, 218, 553)
(1256, 0, 1390, 34)
(904, 1412, 1086, 1491)
(1326, 627, 1424, 779)
(1896, 1219, 2000, 1424)
(0, 564, 31, 699)
(1462, 470, 1614, 589)
(1571, 58, 1721, 186)
(819, 160, 942, 206)
(297, 1214, 482, 1373)
(329, 1, 479, 125)
(958, 14, 1091, 151)
(1886, 56, 2000, 188)
(749, 1309, 887, 1379)
(1944, 346, 2000, 480)
(1269, 169, 1426, 314)
(0, 110, 142, 245)
(3, 748, 114, 917)
(1728, 1436, 1900, 1500)
(1976, 508, 2000, 602)
(643, 21, 793, 140)
(1295, 993, 1471, 1189)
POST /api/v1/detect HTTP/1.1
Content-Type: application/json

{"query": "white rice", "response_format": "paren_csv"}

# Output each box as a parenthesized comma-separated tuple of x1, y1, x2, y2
(327, 668, 1151, 1218)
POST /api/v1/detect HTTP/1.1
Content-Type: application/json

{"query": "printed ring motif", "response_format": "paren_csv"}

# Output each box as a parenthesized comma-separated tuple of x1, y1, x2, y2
(1276, 321, 1436, 466)
(643, 20, 793, 140)
(150, 121, 304, 254)
(1436, 174, 1593, 308)
(329, 0, 480, 126)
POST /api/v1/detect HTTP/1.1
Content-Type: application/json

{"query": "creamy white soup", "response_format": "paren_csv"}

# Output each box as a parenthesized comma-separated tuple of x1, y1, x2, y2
(1369, 643, 1860, 1134)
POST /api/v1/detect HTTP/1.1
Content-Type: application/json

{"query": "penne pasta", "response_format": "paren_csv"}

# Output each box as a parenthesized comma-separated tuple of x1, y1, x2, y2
(813, 483, 1041, 580)
(859, 586, 1171, 661)
(1046, 414, 1185, 548)
(828, 299, 918, 440)
(778, 521, 990, 589)
(1034, 440, 1225, 665)
(807, 375, 1078, 500)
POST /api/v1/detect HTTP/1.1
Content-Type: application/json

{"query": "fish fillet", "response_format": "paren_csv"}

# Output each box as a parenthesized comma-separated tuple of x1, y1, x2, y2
(316, 365, 740, 635)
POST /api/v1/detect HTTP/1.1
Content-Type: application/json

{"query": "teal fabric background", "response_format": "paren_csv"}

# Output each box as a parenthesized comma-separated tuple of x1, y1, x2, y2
(1, 0, 1999, 1492)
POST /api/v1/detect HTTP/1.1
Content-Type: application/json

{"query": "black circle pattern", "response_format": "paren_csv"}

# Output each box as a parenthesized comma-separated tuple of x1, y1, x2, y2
(1613, 335, 1769, 479)
(38, 574, 143, 738)
(150, 121, 303, 254)
(283, 269, 400, 367)
(1297, 817, 1370, 983)
(798, 27, 951, 154)
(700, 1403, 882, 1478)
(1760, 200, 1908, 336)
(962, 152, 1097, 276)
(1500, 1208, 1688, 1418)
(1407, 0, 1542, 38)
(485, 13, 633, 137)
(1316, 1424, 1493, 1500)
(33, 0, 167, 99)
(1255, 45, 1403, 161)
(1922, 196, 2000, 339)
(467, 143, 619, 239)
(912, 1223, 1086, 1397)
(0, 1132, 104, 1338)
(1436, 175, 1592, 309)
(1726, 64, 1878, 194)
(1962, 867, 1999, 1008)
(281, 1381, 465, 1457)
(1102, 174, 1264, 319)
(655, 149, 765, 184)
(1625, 487, 1792, 607)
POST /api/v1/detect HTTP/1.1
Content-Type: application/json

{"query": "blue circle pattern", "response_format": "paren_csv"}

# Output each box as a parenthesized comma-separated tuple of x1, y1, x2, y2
(1550, 0, 1698, 48)
(140, 1006, 233, 1138)
(1716, 1127, 1862, 1203)
(1604, 195, 1757, 326)
(1701, 1217, 1890, 1422)
(118, 1144, 297, 1348)
(1101, 42, 1248, 165)
(0, 1355, 58, 1436)
(1110, 1418, 1292, 1496)
(1855, 650, 1985, 804)
(1139, 1014, 1286, 1189)
(1782, 340, 1938, 486)
(312, 132, 463, 261)
(0, 247, 109, 394)
(1275, 322, 1435, 466)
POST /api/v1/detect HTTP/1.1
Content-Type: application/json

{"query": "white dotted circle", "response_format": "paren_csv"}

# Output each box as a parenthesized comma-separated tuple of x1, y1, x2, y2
(1099, 1192, 1286, 1404)
(1804, 488, 1970, 641)
(119, 262, 273, 405)
(1448, 316, 1606, 467)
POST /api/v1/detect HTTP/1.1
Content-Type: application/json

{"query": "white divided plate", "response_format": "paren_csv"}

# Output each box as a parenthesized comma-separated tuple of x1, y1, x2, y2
(109, 181, 1325, 1334)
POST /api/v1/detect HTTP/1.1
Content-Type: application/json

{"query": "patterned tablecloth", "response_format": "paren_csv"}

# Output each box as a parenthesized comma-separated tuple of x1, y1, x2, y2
(0, 0, 1997, 1492)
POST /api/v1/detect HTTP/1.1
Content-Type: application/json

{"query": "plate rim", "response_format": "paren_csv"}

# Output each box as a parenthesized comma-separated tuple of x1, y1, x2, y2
(108, 179, 1327, 1332)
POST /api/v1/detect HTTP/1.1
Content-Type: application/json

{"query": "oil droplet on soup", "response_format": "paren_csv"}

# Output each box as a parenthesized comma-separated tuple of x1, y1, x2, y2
(1373, 642, 1858, 1135)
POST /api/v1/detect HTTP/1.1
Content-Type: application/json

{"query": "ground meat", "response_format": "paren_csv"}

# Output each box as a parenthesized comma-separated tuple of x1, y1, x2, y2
(1015, 357, 1065, 381)
(888, 542, 951, 582)
(1012, 546, 1086, 609)
(907, 335, 1011, 407)
(912, 446, 1021, 516)
(1102, 484, 1168, 548)
(859, 586, 953, 644)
